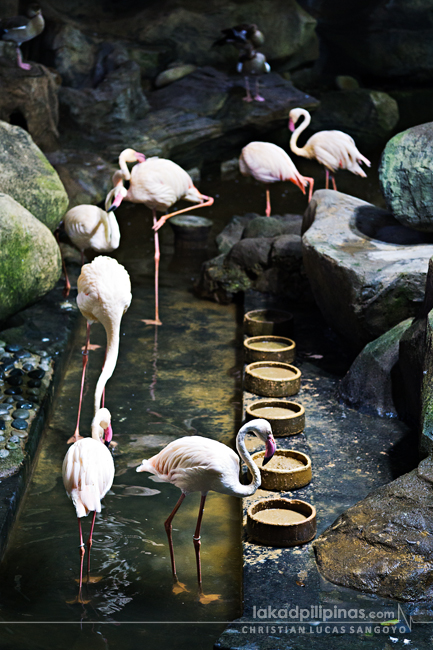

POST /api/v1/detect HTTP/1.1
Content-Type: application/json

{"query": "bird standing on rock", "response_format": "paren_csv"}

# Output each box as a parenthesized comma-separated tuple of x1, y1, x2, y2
(107, 148, 213, 325)
(69, 256, 131, 444)
(63, 408, 115, 604)
(288, 107, 371, 190)
(136, 419, 276, 603)
(0, 4, 44, 71)
(239, 141, 314, 216)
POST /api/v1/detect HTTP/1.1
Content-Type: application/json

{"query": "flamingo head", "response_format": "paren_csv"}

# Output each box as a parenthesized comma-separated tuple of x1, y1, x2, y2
(103, 423, 113, 448)
(288, 108, 304, 131)
(106, 174, 127, 212)
(134, 151, 146, 163)
(250, 418, 276, 466)
(263, 433, 277, 466)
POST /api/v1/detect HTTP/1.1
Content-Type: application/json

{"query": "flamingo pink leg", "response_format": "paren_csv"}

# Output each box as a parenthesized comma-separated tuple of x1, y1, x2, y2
(243, 77, 253, 102)
(86, 511, 97, 580)
(164, 492, 186, 581)
(254, 78, 265, 102)
(325, 169, 329, 190)
(77, 518, 86, 602)
(305, 177, 315, 203)
(67, 322, 90, 443)
(153, 196, 214, 232)
(55, 230, 71, 298)
(265, 188, 271, 217)
(142, 209, 162, 326)
(331, 175, 337, 191)
(16, 47, 31, 71)
(193, 494, 207, 590)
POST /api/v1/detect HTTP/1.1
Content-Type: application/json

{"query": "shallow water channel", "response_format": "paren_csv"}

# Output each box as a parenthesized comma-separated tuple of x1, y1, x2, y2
(0, 158, 388, 650)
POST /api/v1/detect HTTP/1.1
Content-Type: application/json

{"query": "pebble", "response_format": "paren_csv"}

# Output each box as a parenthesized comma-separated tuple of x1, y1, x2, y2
(12, 419, 28, 430)
(0, 449, 9, 458)
(28, 368, 45, 380)
(22, 363, 34, 372)
(10, 368, 24, 376)
(0, 406, 12, 415)
(18, 402, 33, 410)
(7, 376, 23, 387)
(1, 361, 15, 372)
(5, 387, 22, 395)
(5, 344, 22, 353)
(27, 388, 39, 396)
(4, 397, 14, 403)
(16, 432, 28, 439)
(6, 442, 18, 450)
(27, 379, 41, 388)
(14, 350, 31, 359)
(0, 421, 4, 431)
(2, 415, 11, 421)
(0, 435, 4, 441)
(9, 435, 20, 443)
(39, 351, 48, 358)
(12, 409, 29, 419)
(14, 395, 25, 402)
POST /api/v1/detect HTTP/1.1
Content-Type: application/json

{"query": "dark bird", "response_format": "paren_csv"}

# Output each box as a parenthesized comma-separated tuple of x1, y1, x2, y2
(237, 47, 270, 102)
(213, 23, 265, 50)
(0, 4, 44, 71)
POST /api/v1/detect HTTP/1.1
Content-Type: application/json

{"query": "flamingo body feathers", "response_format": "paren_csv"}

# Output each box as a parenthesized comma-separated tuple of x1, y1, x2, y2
(64, 205, 120, 255)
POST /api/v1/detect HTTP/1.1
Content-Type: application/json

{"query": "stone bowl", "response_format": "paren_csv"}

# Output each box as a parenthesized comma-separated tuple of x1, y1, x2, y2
(244, 361, 301, 397)
(251, 449, 312, 490)
(247, 498, 316, 547)
(244, 335, 296, 364)
(169, 215, 213, 248)
(244, 309, 294, 338)
(245, 400, 305, 437)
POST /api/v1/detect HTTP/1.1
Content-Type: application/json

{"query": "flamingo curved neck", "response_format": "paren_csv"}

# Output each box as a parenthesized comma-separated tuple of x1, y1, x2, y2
(290, 109, 311, 158)
(235, 425, 262, 497)
(118, 153, 132, 181)
(94, 316, 121, 414)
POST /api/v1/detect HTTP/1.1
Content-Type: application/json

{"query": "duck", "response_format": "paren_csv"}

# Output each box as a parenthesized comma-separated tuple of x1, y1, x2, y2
(213, 23, 265, 51)
(0, 4, 44, 71)
(236, 46, 271, 102)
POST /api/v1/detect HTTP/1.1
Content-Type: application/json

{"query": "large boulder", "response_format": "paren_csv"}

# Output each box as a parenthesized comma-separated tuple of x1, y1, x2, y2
(0, 194, 61, 322)
(0, 122, 68, 231)
(314, 455, 433, 602)
(309, 89, 399, 152)
(302, 190, 433, 351)
(379, 123, 433, 232)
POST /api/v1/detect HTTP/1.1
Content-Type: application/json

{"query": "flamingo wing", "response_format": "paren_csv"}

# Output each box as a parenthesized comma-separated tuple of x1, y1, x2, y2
(240, 142, 299, 183)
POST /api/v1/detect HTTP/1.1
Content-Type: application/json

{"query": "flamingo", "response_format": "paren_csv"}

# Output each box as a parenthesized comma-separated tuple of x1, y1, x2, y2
(288, 107, 371, 191)
(62, 407, 115, 603)
(136, 418, 276, 601)
(239, 141, 314, 216)
(107, 149, 214, 325)
(61, 194, 121, 297)
(68, 256, 131, 444)
(0, 5, 44, 70)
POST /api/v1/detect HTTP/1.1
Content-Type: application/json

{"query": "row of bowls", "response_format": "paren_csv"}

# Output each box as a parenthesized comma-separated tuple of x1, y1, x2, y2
(242, 309, 315, 547)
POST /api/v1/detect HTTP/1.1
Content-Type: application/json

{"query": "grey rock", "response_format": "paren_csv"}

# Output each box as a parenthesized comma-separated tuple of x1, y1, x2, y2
(227, 237, 273, 274)
(242, 217, 284, 239)
(216, 214, 257, 255)
(339, 318, 413, 418)
(0, 122, 68, 231)
(302, 189, 433, 351)
(0, 194, 61, 322)
(271, 234, 303, 271)
(155, 64, 197, 88)
(380, 123, 433, 232)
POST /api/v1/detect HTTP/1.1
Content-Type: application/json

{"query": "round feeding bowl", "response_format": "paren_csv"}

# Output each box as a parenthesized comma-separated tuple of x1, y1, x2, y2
(244, 361, 301, 397)
(169, 215, 213, 248)
(244, 309, 294, 338)
(244, 335, 296, 364)
(246, 400, 305, 437)
(247, 498, 316, 547)
(251, 449, 311, 490)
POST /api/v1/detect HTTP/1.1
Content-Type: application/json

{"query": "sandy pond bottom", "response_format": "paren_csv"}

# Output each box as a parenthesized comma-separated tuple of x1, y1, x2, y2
(253, 509, 308, 525)
(251, 366, 297, 380)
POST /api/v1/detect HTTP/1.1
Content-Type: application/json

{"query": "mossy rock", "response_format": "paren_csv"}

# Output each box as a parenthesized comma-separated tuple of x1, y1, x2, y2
(0, 193, 61, 322)
(0, 121, 68, 231)
(242, 217, 284, 239)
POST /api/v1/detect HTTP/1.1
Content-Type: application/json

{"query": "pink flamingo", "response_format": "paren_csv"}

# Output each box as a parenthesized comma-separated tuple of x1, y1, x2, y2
(239, 141, 314, 216)
(68, 256, 131, 444)
(62, 408, 115, 603)
(107, 149, 214, 325)
(289, 107, 371, 190)
(136, 418, 276, 603)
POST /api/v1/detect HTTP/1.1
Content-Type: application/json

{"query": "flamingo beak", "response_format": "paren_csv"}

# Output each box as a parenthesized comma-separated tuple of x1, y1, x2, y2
(263, 434, 277, 466)
(107, 192, 124, 212)
(135, 152, 146, 163)
(288, 118, 295, 132)
(103, 424, 113, 447)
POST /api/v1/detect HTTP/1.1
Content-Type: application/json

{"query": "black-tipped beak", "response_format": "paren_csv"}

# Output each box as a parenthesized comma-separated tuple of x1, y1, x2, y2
(262, 435, 277, 465)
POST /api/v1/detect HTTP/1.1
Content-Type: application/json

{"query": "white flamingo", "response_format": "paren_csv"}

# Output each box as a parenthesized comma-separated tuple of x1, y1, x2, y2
(239, 141, 314, 216)
(62, 407, 115, 603)
(107, 149, 214, 325)
(136, 418, 276, 601)
(69, 256, 131, 444)
(288, 107, 371, 190)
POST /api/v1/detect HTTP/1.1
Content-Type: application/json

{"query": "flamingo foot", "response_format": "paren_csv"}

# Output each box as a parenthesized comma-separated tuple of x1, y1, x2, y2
(67, 430, 84, 445)
(172, 580, 190, 595)
(254, 95, 265, 102)
(242, 95, 253, 103)
(141, 319, 162, 326)
(82, 343, 102, 351)
(18, 61, 31, 71)
(66, 594, 91, 605)
(198, 590, 222, 605)
(75, 575, 103, 584)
